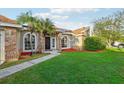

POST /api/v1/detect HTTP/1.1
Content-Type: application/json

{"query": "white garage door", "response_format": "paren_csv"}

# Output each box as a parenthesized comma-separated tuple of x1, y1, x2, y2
(0, 31, 5, 64)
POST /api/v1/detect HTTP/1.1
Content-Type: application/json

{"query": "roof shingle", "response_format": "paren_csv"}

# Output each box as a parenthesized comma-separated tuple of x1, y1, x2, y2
(72, 27, 86, 35)
(0, 15, 16, 24)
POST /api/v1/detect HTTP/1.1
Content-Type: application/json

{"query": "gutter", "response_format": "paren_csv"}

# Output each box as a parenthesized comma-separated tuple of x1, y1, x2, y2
(0, 22, 22, 28)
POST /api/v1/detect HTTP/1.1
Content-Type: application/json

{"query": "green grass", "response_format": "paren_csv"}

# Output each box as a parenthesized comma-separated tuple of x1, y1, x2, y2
(107, 47, 124, 52)
(0, 48, 124, 84)
(0, 53, 48, 70)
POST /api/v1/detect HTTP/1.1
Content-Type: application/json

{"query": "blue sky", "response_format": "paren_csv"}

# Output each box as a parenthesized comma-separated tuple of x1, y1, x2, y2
(0, 8, 123, 30)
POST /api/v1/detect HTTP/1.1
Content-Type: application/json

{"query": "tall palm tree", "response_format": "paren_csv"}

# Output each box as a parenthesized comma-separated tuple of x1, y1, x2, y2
(35, 17, 56, 52)
(17, 11, 39, 55)
(37, 18, 56, 36)
(17, 11, 56, 54)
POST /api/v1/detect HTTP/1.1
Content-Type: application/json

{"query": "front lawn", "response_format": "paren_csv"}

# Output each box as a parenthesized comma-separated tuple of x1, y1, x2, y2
(0, 53, 48, 69)
(0, 48, 124, 84)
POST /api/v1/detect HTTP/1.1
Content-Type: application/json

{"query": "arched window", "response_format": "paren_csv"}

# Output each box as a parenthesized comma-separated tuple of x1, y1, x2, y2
(61, 36, 68, 48)
(23, 32, 37, 51)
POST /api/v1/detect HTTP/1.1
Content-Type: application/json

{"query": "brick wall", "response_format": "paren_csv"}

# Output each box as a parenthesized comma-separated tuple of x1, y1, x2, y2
(5, 27, 19, 61)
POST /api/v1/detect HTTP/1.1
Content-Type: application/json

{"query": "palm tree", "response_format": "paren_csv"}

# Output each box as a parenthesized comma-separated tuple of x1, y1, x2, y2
(17, 11, 56, 55)
(37, 18, 56, 36)
(35, 17, 56, 52)
(17, 11, 39, 55)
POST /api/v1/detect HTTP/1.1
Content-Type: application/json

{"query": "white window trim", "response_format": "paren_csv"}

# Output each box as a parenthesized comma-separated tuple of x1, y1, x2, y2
(61, 35, 70, 49)
(23, 32, 37, 52)
(0, 31, 5, 64)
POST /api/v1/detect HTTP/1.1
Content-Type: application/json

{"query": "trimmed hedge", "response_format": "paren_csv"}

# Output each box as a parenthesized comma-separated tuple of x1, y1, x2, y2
(84, 37, 106, 51)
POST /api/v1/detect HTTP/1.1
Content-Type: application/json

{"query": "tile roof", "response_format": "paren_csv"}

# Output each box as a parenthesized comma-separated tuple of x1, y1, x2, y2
(55, 27, 71, 33)
(72, 27, 87, 35)
(0, 15, 16, 24)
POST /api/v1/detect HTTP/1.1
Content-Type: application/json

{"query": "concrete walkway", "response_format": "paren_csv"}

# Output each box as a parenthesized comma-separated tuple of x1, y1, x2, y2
(0, 53, 60, 79)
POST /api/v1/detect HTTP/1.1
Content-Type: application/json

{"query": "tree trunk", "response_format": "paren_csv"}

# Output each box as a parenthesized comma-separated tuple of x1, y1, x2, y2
(106, 39, 112, 48)
(39, 32, 44, 53)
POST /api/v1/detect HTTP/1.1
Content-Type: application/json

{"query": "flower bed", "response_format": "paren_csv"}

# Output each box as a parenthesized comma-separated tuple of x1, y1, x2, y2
(62, 48, 104, 52)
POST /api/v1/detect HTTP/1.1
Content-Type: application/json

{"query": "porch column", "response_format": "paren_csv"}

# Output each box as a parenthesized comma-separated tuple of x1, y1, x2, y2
(56, 33, 62, 52)
(0, 31, 5, 64)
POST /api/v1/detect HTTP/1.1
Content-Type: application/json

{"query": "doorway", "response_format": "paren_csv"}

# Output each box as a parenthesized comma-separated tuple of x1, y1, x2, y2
(45, 37, 56, 50)
(45, 37, 50, 50)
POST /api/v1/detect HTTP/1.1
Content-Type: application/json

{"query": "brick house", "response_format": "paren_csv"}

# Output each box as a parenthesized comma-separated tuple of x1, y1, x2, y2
(0, 15, 21, 64)
(0, 15, 90, 64)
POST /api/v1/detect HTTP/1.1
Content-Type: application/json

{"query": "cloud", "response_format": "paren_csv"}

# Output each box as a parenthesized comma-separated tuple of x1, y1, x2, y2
(33, 12, 69, 20)
(54, 21, 90, 30)
(33, 12, 87, 29)
(50, 8, 99, 14)
(32, 8, 95, 30)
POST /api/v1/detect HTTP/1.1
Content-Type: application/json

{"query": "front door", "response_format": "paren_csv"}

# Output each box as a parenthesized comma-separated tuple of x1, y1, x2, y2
(45, 37, 50, 50)
(0, 31, 5, 64)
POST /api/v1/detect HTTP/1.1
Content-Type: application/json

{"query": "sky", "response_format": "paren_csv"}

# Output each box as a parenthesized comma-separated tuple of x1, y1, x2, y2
(0, 8, 123, 30)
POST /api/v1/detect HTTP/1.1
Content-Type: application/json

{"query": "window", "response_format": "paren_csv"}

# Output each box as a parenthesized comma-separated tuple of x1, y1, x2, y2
(32, 35, 35, 49)
(24, 33, 36, 51)
(52, 38, 55, 47)
(61, 36, 68, 48)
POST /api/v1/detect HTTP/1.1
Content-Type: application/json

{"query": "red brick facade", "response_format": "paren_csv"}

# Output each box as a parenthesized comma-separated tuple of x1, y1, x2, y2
(5, 27, 19, 61)
(0, 15, 19, 62)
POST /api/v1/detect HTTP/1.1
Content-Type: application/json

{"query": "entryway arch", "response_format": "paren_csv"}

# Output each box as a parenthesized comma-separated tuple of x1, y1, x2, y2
(61, 35, 70, 49)
(23, 32, 37, 52)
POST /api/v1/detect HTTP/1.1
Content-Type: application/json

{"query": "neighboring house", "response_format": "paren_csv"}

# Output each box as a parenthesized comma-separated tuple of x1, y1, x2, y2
(0, 15, 90, 64)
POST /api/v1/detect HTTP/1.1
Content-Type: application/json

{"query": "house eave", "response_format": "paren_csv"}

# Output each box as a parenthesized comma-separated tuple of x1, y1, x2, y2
(0, 22, 22, 28)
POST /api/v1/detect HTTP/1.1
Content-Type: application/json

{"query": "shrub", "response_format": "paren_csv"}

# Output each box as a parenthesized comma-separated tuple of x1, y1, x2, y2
(84, 37, 106, 51)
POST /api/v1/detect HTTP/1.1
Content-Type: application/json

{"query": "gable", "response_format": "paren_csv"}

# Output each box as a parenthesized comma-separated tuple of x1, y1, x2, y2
(72, 27, 85, 35)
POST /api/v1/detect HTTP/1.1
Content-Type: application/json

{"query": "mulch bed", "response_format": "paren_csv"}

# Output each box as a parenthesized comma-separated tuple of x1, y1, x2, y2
(62, 48, 78, 52)
(62, 48, 104, 52)
(20, 52, 32, 56)
(19, 56, 30, 60)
